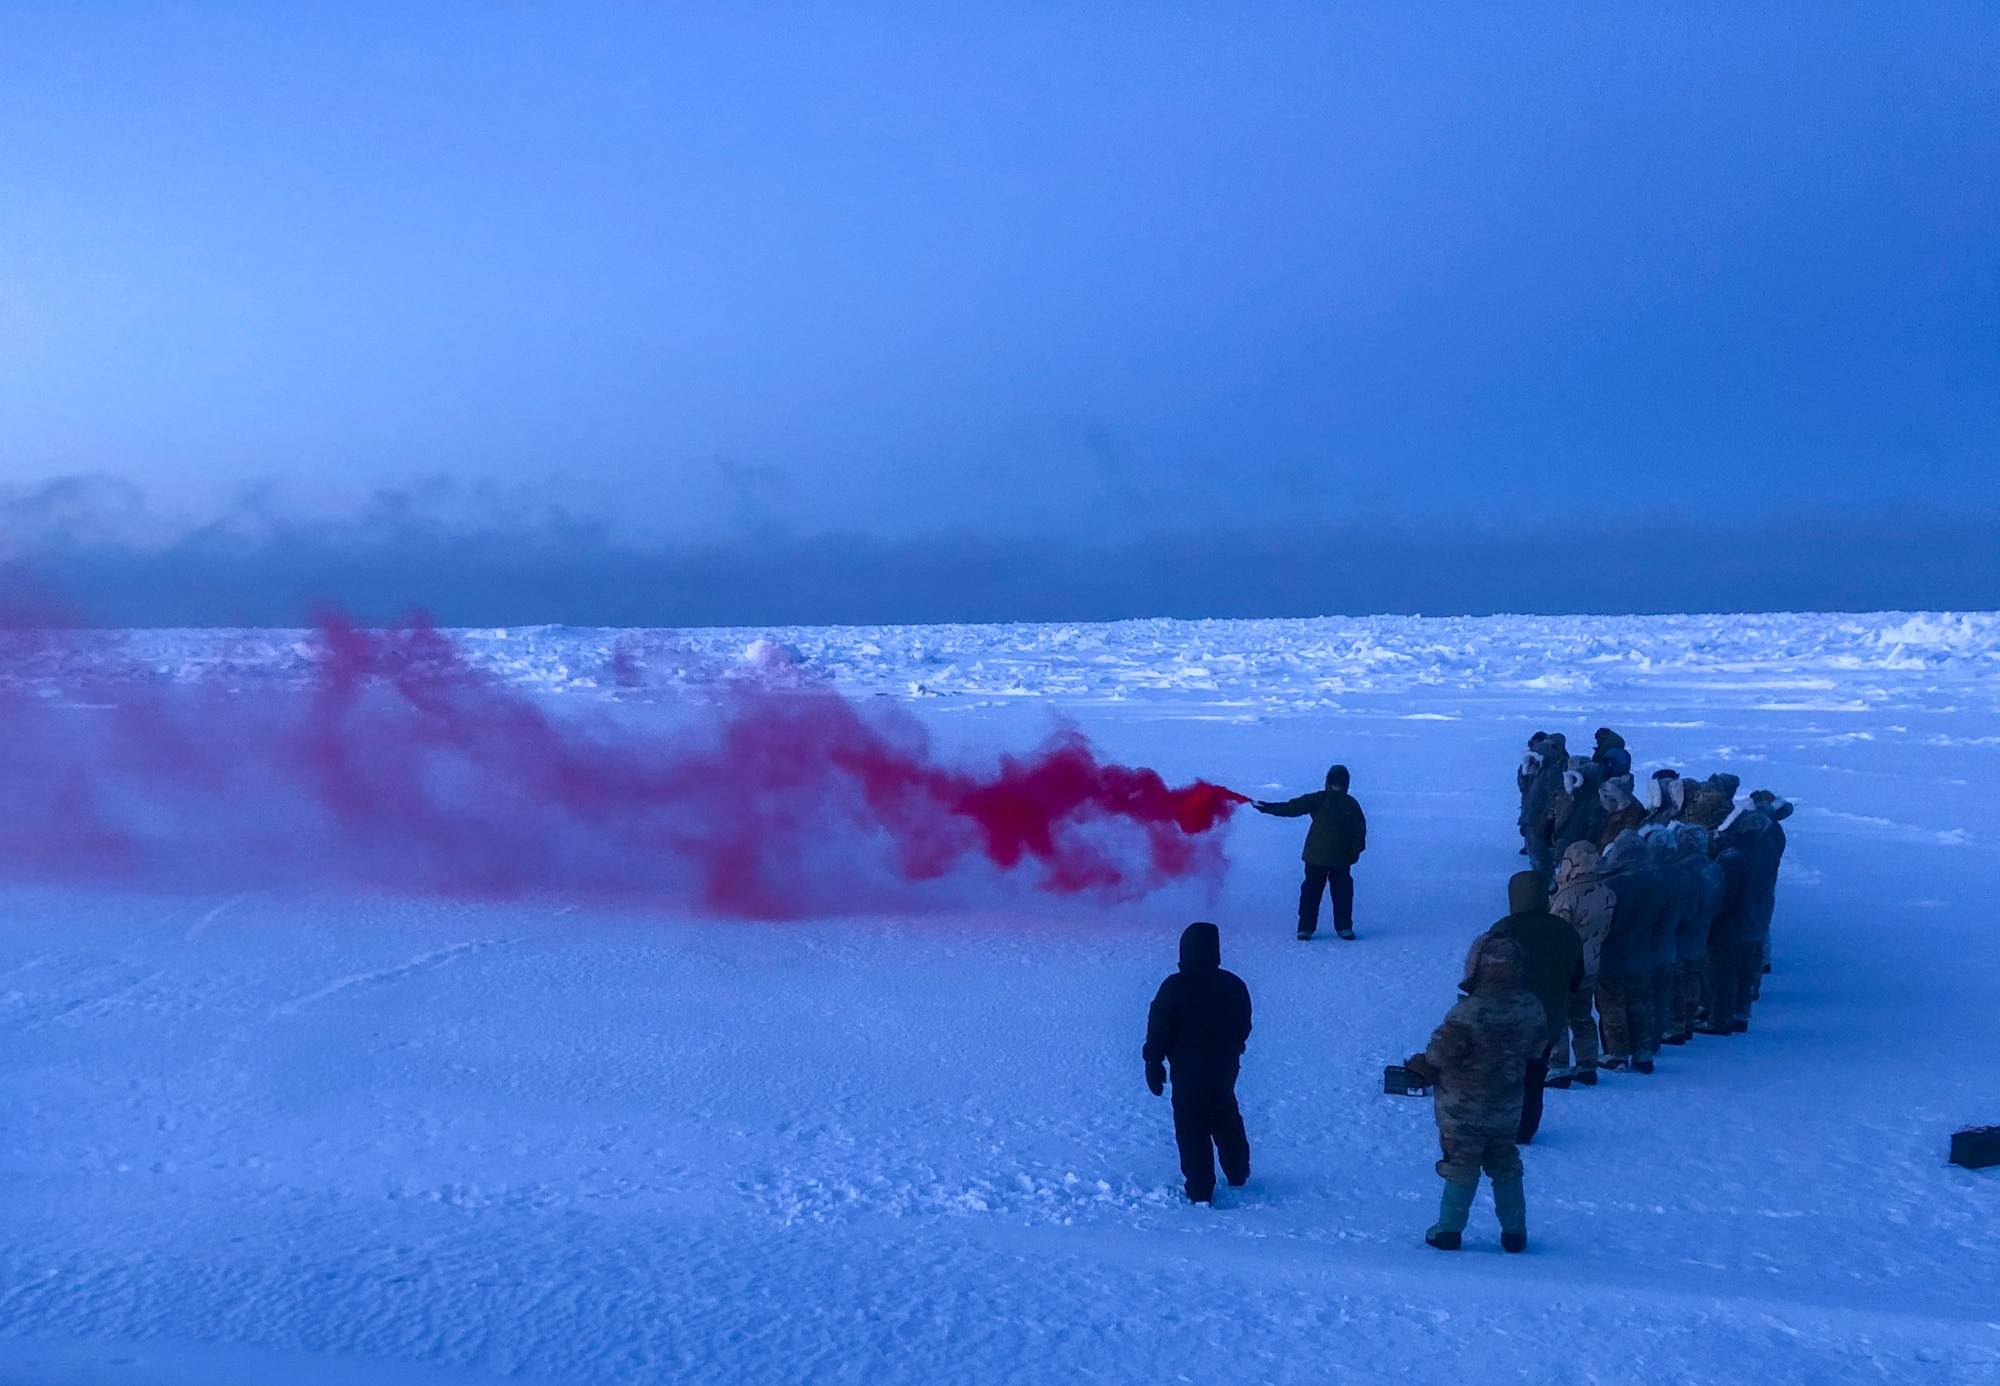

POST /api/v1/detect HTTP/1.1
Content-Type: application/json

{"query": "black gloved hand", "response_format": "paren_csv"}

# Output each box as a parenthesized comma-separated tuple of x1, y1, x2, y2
(1145, 1060, 1166, 1097)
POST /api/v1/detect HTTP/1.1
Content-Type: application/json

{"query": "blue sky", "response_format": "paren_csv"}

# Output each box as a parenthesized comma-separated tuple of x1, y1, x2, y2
(0, 4, 1994, 618)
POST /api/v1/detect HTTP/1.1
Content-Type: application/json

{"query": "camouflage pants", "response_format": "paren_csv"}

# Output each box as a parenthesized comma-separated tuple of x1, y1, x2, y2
(1649, 964, 1675, 1051)
(1596, 972, 1654, 1062)
(1436, 1131, 1524, 1187)
(1551, 973, 1599, 1074)
(1670, 957, 1705, 1038)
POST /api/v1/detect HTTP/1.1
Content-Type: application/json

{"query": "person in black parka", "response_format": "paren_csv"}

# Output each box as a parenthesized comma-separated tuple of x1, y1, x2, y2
(1482, 871, 1584, 1143)
(1253, 764, 1368, 940)
(1143, 922, 1254, 1204)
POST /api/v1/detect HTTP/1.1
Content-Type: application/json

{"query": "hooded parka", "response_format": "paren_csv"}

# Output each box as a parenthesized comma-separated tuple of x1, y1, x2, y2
(1143, 923, 1254, 1202)
(1424, 935, 1549, 1142)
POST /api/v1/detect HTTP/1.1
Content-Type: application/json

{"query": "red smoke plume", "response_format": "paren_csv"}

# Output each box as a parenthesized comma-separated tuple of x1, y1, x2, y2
(0, 615, 1247, 916)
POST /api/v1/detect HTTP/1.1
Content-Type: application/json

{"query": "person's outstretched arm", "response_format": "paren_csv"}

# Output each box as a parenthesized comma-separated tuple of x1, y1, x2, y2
(1253, 792, 1319, 817)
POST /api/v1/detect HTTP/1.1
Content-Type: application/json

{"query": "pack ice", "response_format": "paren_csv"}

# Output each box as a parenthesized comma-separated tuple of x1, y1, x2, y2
(0, 612, 1995, 1384)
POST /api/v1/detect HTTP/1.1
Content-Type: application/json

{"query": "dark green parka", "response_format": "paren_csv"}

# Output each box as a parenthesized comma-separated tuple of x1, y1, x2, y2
(1255, 769, 1368, 868)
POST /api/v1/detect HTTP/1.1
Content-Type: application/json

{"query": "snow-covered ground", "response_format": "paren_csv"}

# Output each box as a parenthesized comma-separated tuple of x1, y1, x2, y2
(2, 612, 1997, 1384)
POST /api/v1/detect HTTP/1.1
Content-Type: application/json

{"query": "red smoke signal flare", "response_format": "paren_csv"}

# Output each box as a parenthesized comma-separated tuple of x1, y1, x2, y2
(0, 613, 1250, 916)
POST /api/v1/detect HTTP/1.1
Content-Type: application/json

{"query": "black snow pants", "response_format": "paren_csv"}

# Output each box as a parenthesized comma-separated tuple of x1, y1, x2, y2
(1298, 864, 1354, 937)
(1171, 1080, 1250, 1202)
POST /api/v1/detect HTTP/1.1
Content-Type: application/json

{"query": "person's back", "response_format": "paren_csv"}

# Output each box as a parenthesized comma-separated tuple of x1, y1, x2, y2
(1598, 831, 1654, 976)
(1551, 844, 1616, 979)
(1425, 937, 1548, 1136)
(1701, 813, 1777, 1034)
(1550, 842, 1617, 1084)
(1746, 790, 1793, 993)
(1485, 873, 1582, 1053)
(1143, 922, 1253, 1203)
(1643, 828, 1691, 1053)
(1738, 820, 1782, 940)
(1483, 871, 1583, 1140)
(1144, 923, 1253, 1087)
(1666, 826, 1723, 1044)
(1597, 830, 1666, 1070)
(1675, 828, 1721, 959)
(1409, 934, 1547, 1253)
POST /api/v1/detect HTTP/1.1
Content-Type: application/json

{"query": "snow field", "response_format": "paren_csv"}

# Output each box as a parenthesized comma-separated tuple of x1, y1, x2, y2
(1, 613, 1997, 1383)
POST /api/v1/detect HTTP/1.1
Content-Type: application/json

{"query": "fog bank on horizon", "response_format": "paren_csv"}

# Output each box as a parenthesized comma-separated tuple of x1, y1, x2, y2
(4, 480, 1995, 626)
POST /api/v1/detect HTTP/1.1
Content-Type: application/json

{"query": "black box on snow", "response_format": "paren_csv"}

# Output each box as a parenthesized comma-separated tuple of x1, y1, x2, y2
(1950, 1126, 2000, 1169)
(1383, 1065, 1431, 1097)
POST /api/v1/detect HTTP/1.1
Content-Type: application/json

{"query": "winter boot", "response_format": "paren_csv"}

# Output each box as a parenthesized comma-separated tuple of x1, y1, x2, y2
(1427, 1178, 1475, 1249)
(1571, 1068, 1598, 1086)
(1336, 927, 1357, 940)
(1545, 1075, 1572, 1090)
(1492, 1173, 1527, 1254)
(1600, 1057, 1631, 1073)
(1296, 929, 1314, 941)
(1633, 1059, 1655, 1075)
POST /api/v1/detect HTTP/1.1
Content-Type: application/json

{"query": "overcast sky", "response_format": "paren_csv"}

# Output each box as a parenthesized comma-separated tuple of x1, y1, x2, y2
(1, 2, 1994, 563)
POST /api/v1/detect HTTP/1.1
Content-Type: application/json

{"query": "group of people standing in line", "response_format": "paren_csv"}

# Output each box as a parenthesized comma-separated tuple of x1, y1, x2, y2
(1410, 724, 1793, 1251)
(1138, 727, 1794, 1255)
(1513, 725, 1793, 1076)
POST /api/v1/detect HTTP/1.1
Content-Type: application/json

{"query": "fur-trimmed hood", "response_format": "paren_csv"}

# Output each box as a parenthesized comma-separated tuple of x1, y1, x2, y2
(1645, 771, 1685, 813)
